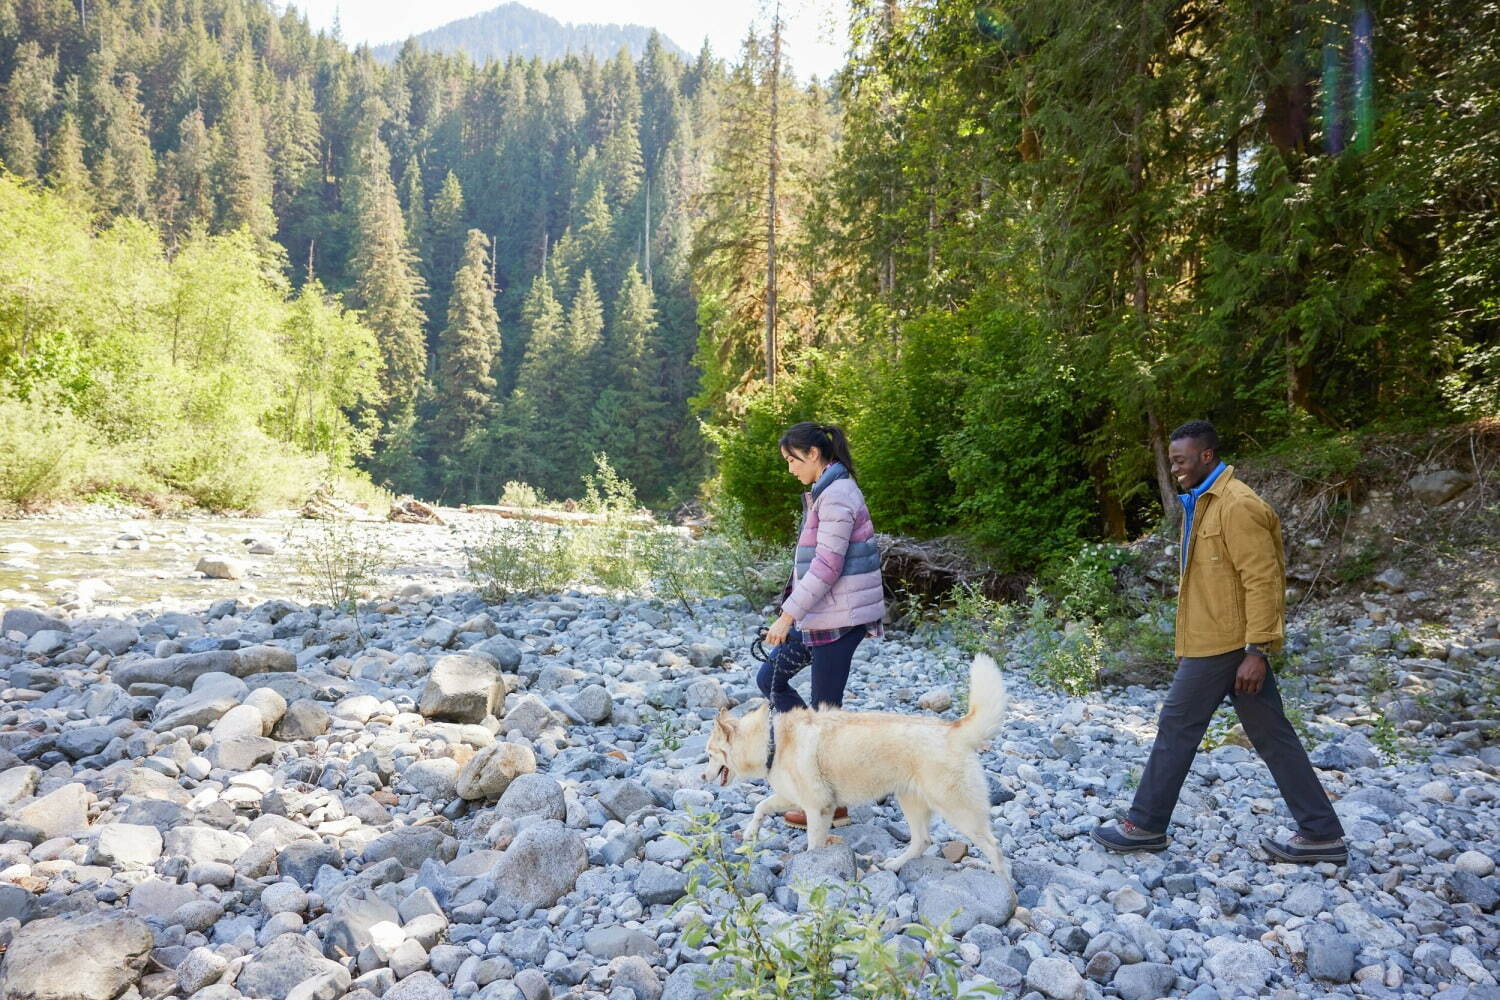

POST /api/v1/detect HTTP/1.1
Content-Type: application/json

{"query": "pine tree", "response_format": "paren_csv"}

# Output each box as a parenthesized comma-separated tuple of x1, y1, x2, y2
(1, 109, 38, 178)
(218, 62, 277, 241)
(504, 271, 568, 490)
(267, 75, 322, 217)
(163, 108, 215, 235)
(426, 169, 467, 338)
(433, 229, 501, 496)
(45, 110, 90, 209)
(400, 155, 428, 270)
(592, 264, 667, 497)
(349, 128, 428, 414)
(97, 72, 156, 219)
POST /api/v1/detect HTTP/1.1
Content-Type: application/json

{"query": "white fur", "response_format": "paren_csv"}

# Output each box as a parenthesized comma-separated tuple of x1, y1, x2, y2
(703, 652, 1012, 883)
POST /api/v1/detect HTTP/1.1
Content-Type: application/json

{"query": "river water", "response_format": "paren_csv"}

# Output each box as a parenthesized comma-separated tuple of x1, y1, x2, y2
(0, 508, 496, 615)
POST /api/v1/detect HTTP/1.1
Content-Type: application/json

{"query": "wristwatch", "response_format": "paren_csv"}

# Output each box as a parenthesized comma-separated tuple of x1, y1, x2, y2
(1244, 643, 1267, 657)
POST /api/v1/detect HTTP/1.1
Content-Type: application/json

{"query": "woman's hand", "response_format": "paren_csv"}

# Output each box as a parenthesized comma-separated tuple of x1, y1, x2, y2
(764, 612, 795, 647)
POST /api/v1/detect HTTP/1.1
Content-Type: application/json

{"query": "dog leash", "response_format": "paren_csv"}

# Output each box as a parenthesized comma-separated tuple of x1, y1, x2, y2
(751, 625, 777, 769)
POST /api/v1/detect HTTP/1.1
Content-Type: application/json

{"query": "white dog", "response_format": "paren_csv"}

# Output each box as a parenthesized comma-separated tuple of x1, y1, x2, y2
(705, 652, 1011, 880)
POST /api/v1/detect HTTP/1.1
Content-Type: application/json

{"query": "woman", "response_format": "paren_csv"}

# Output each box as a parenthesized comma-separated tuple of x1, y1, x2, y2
(757, 421, 885, 828)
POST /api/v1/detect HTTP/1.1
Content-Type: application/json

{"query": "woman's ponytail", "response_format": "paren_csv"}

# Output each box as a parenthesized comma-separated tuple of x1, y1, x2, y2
(780, 421, 857, 478)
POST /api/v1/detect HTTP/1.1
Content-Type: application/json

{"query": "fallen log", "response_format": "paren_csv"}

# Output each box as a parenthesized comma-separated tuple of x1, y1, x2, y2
(388, 497, 444, 525)
(876, 533, 1028, 602)
(460, 503, 657, 528)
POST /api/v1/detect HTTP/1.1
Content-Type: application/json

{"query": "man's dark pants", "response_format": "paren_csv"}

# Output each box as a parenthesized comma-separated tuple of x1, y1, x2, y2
(1127, 649, 1344, 841)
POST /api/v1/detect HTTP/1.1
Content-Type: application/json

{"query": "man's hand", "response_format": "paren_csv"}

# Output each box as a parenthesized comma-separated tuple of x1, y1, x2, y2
(1235, 652, 1268, 695)
(764, 613, 795, 647)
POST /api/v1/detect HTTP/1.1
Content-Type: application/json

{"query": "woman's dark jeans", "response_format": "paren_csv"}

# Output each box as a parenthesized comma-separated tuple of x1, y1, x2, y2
(755, 626, 864, 712)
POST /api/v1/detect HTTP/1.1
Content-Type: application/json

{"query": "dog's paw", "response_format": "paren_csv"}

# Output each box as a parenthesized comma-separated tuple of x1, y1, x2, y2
(881, 857, 905, 873)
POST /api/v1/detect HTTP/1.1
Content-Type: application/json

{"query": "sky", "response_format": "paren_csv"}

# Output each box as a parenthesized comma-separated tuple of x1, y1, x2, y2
(284, 0, 851, 81)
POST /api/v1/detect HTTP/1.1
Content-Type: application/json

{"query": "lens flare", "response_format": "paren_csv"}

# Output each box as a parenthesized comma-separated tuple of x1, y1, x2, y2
(1322, 2, 1375, 156)
(1352, 2, 1374, 153)
(1323, 29, 1344, 154)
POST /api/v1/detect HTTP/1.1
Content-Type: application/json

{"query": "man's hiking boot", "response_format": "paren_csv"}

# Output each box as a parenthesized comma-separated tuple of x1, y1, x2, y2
(1262, 834, 1348, 865)
(783, 806, 850, 829)
(1091, 820, 1170, 853)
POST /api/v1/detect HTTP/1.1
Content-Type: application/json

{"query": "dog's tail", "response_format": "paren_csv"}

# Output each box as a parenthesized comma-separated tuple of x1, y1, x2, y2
(949, 652, 1008, 752)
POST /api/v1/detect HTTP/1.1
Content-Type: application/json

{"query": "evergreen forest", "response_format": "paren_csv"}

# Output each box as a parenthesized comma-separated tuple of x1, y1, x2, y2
(1, 0, 1495, 571)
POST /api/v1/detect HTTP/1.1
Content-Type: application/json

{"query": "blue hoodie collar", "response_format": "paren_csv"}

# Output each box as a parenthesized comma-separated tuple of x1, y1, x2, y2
(1177, 461, 1226, 574)
(810, 461, 849, 500)
(1178, 461, 1227, 507)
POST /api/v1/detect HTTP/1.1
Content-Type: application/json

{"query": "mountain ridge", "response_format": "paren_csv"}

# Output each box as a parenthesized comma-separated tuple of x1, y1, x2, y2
(369, 2, 690, 64)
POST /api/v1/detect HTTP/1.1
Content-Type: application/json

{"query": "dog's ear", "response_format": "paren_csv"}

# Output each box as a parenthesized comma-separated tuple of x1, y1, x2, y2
(713, 709, 736, 736)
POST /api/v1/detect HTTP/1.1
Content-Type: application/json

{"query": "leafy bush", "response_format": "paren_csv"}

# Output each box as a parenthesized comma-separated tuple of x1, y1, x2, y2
(671, 812, 992, 1000)
(465, 518, 576, 600)
(293, 519, 388, 647)
(0, 177, 382, 513)
(1261, 431, 1362, 482)
(1045, 542, 1137, 623)
(499, 480, 546, 508)
(0, 391, 96, 508)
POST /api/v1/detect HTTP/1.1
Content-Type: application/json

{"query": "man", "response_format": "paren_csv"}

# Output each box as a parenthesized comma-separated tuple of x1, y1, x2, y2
(1093, 420, 1347, 864)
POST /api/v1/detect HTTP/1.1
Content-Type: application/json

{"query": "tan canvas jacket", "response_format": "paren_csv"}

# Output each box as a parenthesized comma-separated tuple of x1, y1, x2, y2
(1175, 465, 1287, 658)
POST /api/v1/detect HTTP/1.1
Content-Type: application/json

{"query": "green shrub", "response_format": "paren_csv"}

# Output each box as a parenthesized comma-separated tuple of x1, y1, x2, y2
(293, 518, 388, 643)
(1018, 586, 1103, 696)
(499, 480, 546, 508)
(1045, 542, 1136, 623)
(0, 392, 96, 508)
(1261, 431, 1362, 482)
(671, 812, 991, 1000)
(464, 518, 576, 600)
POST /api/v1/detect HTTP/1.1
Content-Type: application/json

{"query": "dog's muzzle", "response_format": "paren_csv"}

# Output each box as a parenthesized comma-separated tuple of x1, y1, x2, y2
(715, 765, 729, 786)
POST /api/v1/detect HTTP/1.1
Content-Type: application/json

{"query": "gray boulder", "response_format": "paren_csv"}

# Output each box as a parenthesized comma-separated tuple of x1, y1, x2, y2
(418, 655, 505, 723)
(1304, 922, 1356, 983)
(274, 699, 331, 740)
(364, 825, 459, 869)
(238, 932, 350, 1000)
(598, 779, 656, 821)
(325, 889, 401, 959)
(11, 782, 90, 838)
(1408, 469, 1474, 506)
(0, 911, 153, 1000)
(635, 861, 689, 906)
(196, 556, 247, 579)
(2, 608, 67, 639)
(90, 823, 163, 868)
(585, 925, 661, 959)
(468, 635, 523, 670)
(163, 826, 252, 866)
(385, 971, 453, 1000)
(784, 844, 858, 887)
(913, 868, 1017, 935)
(455, 742, 536, 801)
(1025, 956, 1086, 1000)
(611, 954, 663, 1000)
(499, 695, 558, 738)
(1113, 962, 1177, 1000)
(490, 820, 588, 915)
(496, 773, 566, 821)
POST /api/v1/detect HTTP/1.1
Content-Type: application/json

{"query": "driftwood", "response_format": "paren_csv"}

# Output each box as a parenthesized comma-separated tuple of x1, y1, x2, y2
(300, 486, 365, 520)
(460, 503, 656, 528)
(876, 533, 1028, 602)
(388, 497, 444, 525)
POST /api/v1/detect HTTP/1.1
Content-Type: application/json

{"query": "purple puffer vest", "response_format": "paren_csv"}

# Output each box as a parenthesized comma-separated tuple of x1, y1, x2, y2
(780, 468, 885, 631)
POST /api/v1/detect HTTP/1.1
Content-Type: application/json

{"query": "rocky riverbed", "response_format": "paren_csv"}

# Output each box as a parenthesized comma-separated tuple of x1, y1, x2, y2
(0, 513, 1497, 1000)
